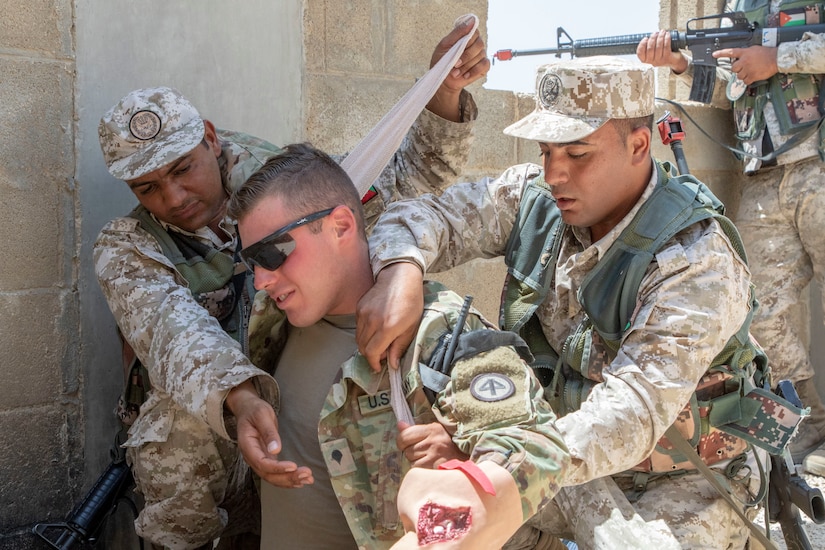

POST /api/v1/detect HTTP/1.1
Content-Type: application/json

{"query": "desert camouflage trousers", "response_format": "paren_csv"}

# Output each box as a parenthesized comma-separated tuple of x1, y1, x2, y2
(126, 407, 260, 550)
(503, 472, 757, 550)
(735, 157, 825, 384)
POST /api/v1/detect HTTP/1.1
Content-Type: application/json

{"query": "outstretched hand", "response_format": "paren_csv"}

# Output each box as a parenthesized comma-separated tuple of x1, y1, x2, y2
(397, 421, 469, 468)
(226, 381, 314, 488)
(427, 16, 491, 121)
(356, 262, 425, 372)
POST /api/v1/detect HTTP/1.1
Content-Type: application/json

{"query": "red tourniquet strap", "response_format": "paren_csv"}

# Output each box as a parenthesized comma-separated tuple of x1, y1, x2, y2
(437, 459, 496, 496)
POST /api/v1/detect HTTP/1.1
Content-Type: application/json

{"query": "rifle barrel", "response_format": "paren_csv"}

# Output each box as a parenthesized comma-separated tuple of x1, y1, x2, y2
(572, 32, 655, 56)
(494, 30, 672, 61)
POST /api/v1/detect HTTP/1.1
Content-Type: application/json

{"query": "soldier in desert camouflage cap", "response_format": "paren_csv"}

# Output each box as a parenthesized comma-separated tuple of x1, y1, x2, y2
(92, 20, 492, 550)
(356, 54, 784, 549)
(99, 87, 206, 181)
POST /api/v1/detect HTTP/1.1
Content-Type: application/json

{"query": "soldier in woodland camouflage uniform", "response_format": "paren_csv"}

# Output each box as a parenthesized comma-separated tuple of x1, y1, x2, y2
(93, 21, 490, 550)
(223, 143, 569, 549)
(355, 57, 779, 549)
(639, 0, 825, 476)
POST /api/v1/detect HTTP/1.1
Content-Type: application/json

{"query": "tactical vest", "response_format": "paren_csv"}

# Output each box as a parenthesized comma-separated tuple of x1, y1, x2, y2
(731, 0, 825, 160)
(501, 161, 803, 474)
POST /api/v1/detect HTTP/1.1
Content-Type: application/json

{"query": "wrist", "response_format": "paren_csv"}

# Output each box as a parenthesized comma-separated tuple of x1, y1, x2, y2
(438, 459, 496, 495)
(378, 261, 425, 283)
(225, 380, 261, 415)
(426, 87, 463, 122)
(672, 54, 689, 75)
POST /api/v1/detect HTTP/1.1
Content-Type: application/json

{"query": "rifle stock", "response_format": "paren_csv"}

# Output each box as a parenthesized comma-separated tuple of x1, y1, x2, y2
(33, 459, 135, 550)
(33, 427, 139, 550)
(766, 380, 825, 550)
(493, 12, 825, 103)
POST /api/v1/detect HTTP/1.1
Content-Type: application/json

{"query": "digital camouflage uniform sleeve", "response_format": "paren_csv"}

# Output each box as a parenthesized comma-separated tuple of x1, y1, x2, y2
(93, 219, 278, 442)
(417, 283, 570, 521)
(369, 163, 540, 274)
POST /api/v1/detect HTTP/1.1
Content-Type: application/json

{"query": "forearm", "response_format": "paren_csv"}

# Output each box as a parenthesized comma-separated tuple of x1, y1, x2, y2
(463, 394, 569, 520)
(369, 167, 527, 275)
(372, 90, 478, 206)
(436, 324, 570, 520)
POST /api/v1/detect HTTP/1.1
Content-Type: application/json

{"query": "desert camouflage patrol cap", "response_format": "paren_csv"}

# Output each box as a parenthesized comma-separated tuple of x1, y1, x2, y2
(503, 56, 654, 143)
(98, 87, 205, 181)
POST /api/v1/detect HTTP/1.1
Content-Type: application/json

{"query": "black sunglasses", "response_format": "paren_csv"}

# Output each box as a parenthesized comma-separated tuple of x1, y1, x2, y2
(239, 207, 335, 272)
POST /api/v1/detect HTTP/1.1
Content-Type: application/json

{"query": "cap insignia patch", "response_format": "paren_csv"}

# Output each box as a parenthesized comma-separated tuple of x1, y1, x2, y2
(129, 110, 162, 140)
(539, 73, 562, 109)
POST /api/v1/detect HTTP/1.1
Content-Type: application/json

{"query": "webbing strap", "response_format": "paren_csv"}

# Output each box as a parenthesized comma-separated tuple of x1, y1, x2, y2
(390, 367, 414, 426)
(341, 14, 479, 197)
(665, 425, 777, 549)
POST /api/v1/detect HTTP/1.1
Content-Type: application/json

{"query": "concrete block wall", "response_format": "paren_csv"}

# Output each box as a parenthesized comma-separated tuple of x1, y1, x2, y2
(0, 1, 83, 547)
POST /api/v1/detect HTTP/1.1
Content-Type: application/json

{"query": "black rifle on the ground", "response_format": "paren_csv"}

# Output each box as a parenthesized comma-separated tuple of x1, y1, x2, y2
(769, 380, 825, 550)
(32, 431, 141, 549)
(493, 11, 825, 103)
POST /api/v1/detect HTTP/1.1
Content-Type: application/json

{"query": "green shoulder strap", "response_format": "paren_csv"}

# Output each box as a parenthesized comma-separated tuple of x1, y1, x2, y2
(130, 205, 236, 295)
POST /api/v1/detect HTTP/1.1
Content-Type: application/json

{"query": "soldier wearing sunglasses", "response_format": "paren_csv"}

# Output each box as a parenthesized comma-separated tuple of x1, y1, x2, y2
(224, 143, 569, 549)
(92, 20, 490, 550)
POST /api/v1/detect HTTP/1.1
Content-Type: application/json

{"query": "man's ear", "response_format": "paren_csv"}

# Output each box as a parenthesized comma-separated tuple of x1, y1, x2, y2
(629, 126, 651, 166)
(329, 205, 358, 240)
(203, 120, 221, 158)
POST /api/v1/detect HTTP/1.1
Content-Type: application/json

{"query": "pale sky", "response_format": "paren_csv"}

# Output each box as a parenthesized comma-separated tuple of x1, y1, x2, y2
(485, 0, 661, 93)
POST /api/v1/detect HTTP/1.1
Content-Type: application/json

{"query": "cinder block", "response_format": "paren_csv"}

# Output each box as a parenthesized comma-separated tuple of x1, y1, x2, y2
(0, 406, 81, 530)
(305, 73, 410, 153)
(0, 0, 73, 56)
(467, 88, 519, 173)
(651, 101, 741, 211)
(0, 58, 73, 290)
(0, 291, 71, 409)
(514, 93, 539, 166)
(386, 0, 488, 77)
(320, 0, 383, 74)
(0, 58, 74, 192)
(0, 187, 68, 290)
(431, 258, 507, 326)
(304, 0, 327, 72)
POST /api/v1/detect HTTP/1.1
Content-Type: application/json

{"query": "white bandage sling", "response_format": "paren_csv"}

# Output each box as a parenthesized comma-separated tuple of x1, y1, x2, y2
(342, 14, 479, 425)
